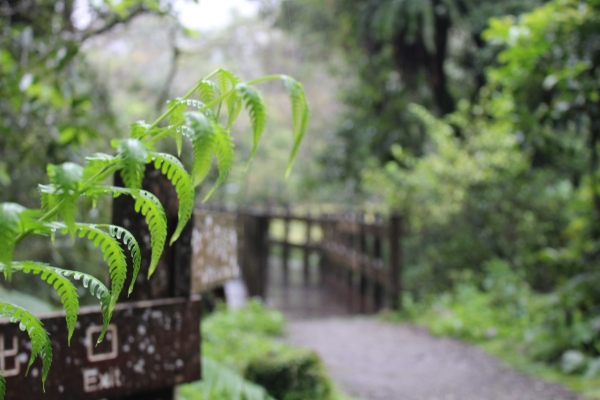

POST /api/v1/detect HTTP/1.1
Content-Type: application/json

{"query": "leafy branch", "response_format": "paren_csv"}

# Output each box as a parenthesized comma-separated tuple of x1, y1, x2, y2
(0, 68, 309, 398)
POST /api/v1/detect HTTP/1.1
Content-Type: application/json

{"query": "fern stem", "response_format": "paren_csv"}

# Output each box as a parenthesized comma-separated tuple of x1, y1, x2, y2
(148, 69, 220, 131)
(246, 75, 283, 85)
(13, 164, 120, 246)
(12, 204, 61, 246)
(148, 73, 282, 147)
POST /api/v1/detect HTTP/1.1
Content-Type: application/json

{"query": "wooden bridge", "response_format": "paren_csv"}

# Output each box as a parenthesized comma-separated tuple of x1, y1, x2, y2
(235, 210, 404, 318)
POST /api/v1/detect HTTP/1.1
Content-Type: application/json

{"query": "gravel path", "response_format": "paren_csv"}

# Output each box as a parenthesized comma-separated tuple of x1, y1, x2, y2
(285, 318, 583, 400)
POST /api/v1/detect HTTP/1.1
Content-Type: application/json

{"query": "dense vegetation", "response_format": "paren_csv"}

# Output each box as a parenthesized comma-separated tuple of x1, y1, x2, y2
(198, 301, 341, 400)
(272, 0, 600, 392)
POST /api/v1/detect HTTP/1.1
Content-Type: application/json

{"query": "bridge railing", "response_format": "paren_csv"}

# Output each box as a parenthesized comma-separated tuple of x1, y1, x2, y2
(236, 210, 404, 313)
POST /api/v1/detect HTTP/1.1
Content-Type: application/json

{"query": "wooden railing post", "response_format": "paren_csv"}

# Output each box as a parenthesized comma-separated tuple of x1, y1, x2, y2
(304, 212, 312, 285)
(389, 213, 403, 311)
(318, 213, 330, 285)
(373, 213, 383, 311)
(282, 209, 291, 285)
(238, 211, 270, 299)
(257, 213, 270, 298)
(357, 213, 368, 313)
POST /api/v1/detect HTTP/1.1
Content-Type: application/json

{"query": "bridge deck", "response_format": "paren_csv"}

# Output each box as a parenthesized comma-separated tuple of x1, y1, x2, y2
(264, 257, 352, 320)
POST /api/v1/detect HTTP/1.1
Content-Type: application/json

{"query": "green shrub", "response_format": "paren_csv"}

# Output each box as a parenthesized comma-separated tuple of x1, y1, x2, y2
(204, 301, 286, 337)
(179, 357, 274, 400)
(203, 301, 334, 400)
(245, 347, 331, 400)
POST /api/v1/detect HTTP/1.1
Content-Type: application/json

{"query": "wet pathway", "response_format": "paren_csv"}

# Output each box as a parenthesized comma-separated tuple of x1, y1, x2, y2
(263, 257, 583, 400)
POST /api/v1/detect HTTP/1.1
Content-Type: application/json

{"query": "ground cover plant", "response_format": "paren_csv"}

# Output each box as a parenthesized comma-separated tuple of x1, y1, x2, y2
(178, 357, 275, 400)
(0, 69, 309, 399)
(393, 260, 600, 399)
(200, 301, 350, 400)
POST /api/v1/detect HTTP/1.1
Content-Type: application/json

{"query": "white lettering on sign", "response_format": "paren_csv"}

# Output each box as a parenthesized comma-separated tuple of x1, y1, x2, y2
(82, 367, 124, 392)
(86, 324, 118, 362)
(0, 335, 20, 376)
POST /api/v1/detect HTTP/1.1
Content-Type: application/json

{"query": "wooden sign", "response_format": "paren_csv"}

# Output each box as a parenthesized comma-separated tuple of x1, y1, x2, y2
(190, 210, 240, 292)
(0, 297, 200, 400)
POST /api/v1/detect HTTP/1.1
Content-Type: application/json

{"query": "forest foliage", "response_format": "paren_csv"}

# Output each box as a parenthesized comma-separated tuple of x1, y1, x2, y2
(275, 0, 600, 388)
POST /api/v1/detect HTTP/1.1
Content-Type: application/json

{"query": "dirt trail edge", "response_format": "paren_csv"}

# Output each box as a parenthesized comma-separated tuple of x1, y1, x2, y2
(285, 318, 583, 400)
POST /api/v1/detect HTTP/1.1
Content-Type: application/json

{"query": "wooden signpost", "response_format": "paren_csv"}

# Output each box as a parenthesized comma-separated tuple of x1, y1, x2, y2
(0, 168, 223, 399)
(190, 210, 240, 293)
(0, 298, 200, 400)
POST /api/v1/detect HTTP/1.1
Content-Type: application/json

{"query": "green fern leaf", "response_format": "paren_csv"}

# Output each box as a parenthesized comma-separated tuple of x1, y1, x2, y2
(237, 83, 267, 164)
(47, 222, 127, 312)
(168, 99, 188, 127)
(83, 153, 118, 181)
(217, 70, 239, 98)
(167, 99, 188, 155)
(0, 372, 5, 400)
(0, 303, 52, 389)
(113, 139, 149, 190)
(50, 267, 112, 343)
(203, 125, 234, 201)
(216, 69, 242, 123)
(87, 187, 167, 277)
(5, 262, 79, 345)
(197, 80, 220, 111)
(185, 111, 218, 187)
(0, 203, 25, 280)
(227, 94, 243, 128)
(281, 75, 310, 176)
(129, 121, 151, 139)
(148, 152, 194, 244)
(82, 154, 120, 206)
(100, 225, 141, 295)
(46, 163, 84, 237)
(39, 184, 59, 214)
(73, 223, 126, 311)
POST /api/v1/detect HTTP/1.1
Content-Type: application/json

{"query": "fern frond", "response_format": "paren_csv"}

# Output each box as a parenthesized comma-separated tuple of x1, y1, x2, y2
(0, 372, 5, 400)
(203, 125, 235, 201)
(83, 153, 118, 182)
(148, 152, 194, 244)
(99, 225, 141, 295)
(216, 69, 242, 123)
(0, 303, 52, 389)
(72, 223, 125, 311)
(281, 75, 310, 176)
(87, 187, 167, 277)
(197, 80, 220, 111)
(50, 267, 112, 343)
(217, 69, 240, 98)
(185, 111, 218, 187)
(5, 262, 79, 345)
(168, 99, 188, 127)
(46, 163, 84, 236)
(113, 139, 149, 190)
(237, 83, 267, 165)
(0, 203, 25, 280)
(46, 222, 127, 312)
(167, 99, 188, 155)
(82, 154, 120, 204)
(39, 184, 59, 213)
(129, 121, 151, 139)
